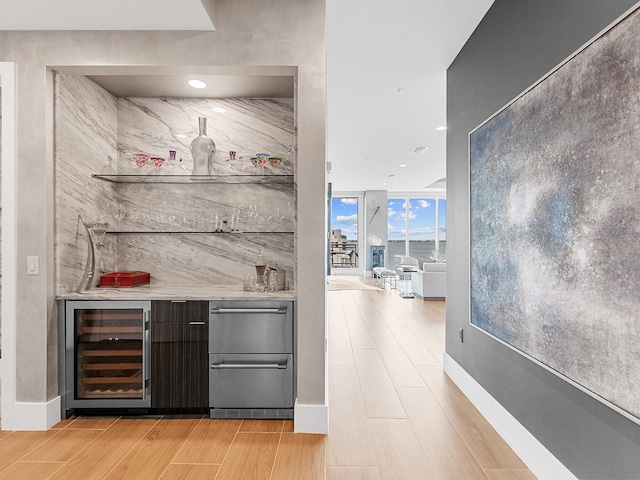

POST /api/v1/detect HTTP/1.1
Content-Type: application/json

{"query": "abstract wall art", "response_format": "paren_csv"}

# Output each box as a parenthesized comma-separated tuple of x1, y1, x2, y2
(469, 6, 640, 422)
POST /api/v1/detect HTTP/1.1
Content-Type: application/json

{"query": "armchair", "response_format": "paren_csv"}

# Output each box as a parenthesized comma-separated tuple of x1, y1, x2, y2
(411, 262, 446, 299)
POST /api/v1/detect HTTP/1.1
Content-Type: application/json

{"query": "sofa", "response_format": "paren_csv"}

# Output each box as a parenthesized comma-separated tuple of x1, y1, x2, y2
(411, 262, 446, 299)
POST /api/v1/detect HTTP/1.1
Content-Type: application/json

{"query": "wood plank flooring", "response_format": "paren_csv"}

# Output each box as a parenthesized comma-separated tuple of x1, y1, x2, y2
(0, 277, 535, 479)
(325, 278, 535, 480)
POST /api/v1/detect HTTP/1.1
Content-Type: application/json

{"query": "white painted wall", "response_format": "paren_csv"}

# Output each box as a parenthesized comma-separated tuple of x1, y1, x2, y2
(0, 62, 21, 429)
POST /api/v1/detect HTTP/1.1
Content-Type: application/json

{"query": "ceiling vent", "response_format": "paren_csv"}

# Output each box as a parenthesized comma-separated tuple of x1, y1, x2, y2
(411, 146, 428, 154)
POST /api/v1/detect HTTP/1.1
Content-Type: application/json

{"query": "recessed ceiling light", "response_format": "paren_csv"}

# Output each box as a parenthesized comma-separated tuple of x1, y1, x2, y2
(187, 79, 207, 89)
(411, 146, 428, 154)
(212, 107, 226, 113)
(382, 182, 388, 186)
(399, 164, 407, 167)
(436, 126, 447, 131)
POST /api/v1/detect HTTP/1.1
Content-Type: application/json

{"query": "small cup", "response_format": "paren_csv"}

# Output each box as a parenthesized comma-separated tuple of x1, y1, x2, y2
(229, 151, 237, 161)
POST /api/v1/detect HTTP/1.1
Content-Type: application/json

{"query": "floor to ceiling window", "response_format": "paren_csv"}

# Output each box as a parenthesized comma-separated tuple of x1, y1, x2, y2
(438, 198, 447, 254)
(330, 196, 360, 269)
(388, 195, 446, 263)
(387, 197, 407, 260)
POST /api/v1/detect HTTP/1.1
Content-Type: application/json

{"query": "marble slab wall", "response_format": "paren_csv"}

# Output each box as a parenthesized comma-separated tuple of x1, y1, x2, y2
(55, 74, 118, 294)
(55, 76, 296, 293)
(117, 97, 295, 176)
(114, 96, 296, 288)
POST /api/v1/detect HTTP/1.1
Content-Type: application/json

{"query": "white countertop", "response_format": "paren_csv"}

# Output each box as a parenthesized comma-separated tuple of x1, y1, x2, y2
(58, 283, 296, 301)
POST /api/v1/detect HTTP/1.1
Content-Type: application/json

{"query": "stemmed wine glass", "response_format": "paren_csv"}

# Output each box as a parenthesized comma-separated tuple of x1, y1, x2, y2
(150, 156, 165, 175)
(133, 153, 150, 175)
(167, 150, 177, 172)
(249, 153, 269, 175)
(256, 153, 269, 174)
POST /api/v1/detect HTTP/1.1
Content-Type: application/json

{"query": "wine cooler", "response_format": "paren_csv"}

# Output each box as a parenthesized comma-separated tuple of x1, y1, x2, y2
(63, 301, 151, 411)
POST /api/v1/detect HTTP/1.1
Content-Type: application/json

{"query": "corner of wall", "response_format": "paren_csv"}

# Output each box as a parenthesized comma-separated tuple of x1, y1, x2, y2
(294, 399, 328, 434)
(7, 397, 62, 431)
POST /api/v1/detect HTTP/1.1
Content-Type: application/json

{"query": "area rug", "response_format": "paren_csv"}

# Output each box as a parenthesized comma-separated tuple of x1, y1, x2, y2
(327, 276, 380, 291)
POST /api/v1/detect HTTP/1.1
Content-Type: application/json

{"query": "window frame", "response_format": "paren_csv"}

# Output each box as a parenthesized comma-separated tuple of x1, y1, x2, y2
(330, 192, 364, 273)
(388, 192, 447, 258)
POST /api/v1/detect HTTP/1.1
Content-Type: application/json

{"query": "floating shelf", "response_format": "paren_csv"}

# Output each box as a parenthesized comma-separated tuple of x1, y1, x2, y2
(92, 174, 294, 184)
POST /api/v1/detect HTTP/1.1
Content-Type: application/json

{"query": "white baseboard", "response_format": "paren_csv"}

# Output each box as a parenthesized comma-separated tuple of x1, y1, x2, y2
(5, 396, 62, 431)
(294, 400, 328, 434)
(443, 353, 577, 480)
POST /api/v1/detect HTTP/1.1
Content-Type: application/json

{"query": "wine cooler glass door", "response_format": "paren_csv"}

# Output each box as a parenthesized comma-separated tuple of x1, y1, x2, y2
(66, 301, 151, 408)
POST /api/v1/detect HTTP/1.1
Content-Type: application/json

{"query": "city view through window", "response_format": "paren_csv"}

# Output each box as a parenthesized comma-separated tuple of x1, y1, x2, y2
(330, 196, 446, 270)
(330, 197, 359, 268)
(388, 197, 446, 263)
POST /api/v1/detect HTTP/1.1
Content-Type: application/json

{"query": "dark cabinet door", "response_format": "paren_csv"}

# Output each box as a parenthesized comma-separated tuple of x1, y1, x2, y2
(151, 301, 208, 409)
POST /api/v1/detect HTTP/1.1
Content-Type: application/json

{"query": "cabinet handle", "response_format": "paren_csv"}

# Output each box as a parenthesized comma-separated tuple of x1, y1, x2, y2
(211, 360, 288, 370)
(210, 307, 287, 314)
(189, 321, 206, 325)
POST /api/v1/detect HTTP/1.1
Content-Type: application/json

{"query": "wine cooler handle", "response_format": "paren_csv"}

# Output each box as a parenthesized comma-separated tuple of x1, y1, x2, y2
(144, 310, 151, 398)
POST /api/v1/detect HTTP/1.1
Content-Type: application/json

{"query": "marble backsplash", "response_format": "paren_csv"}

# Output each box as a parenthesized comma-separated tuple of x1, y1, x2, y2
(55, 74, 296, 295)
(116, 97, 295, 176)
(55, 74, 119, 294)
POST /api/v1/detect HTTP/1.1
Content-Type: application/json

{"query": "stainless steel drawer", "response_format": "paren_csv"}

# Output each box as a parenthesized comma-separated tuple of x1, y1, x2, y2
(209, 301, 293, 354)
(209, 354, 294, 409)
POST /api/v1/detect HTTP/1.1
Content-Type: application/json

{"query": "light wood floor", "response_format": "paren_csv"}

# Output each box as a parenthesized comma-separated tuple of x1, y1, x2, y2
(0, 278, 536, 479)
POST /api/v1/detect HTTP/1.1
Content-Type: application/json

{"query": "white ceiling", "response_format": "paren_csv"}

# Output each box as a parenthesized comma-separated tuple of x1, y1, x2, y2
(0, 0, 216, 30)
(326, 0, 494, 193)
(0, 0, 494, 193)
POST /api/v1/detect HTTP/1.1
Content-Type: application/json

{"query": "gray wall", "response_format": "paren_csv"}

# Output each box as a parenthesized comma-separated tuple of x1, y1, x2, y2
(446, 1, 640, 478)
(0, 0, 326, 414)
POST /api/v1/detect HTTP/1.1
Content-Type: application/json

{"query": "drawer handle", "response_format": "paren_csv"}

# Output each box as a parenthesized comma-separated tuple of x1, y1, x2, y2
(210, 307, 287, 314)
(189, 321, 206, 325)
(211, 360, 288, 370)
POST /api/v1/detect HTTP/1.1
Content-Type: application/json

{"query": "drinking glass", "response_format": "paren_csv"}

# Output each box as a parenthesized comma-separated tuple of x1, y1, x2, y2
(168, 150, 177, 172)
(151, 156, 165, 175)
(128, 205, 139, 228)
(114, 206, 127, 230)
(133, 153, 150, 170)
(269, 157, 282, 168)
